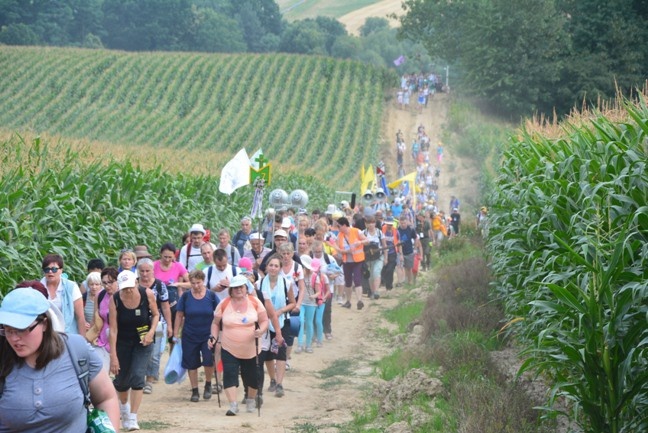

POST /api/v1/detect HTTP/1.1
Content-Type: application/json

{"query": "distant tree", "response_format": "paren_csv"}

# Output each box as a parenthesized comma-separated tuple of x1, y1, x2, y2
(359, 17, 390, 37)
(400, 0, 570, 118)
(279, 20, 327, 55)
(0, 23, 41, 45)
(102, 0, 193, 51)
(557, 0, 648, 107)
(229, 0, 282, 52)
(331, 35, 361, 59)
(188, 6, 247, 52)
(313, 16, 347, 53)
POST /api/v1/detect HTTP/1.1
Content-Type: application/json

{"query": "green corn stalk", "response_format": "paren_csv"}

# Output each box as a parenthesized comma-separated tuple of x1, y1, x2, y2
(488, 96, 648, 432)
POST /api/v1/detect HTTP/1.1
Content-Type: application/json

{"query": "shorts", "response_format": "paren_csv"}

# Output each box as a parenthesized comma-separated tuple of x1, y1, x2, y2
(366, 259, 384, 279)
(265, 326, 290, 361)
(181, 337, 214, 370)
(343, 261, 364, 288)
(402, 253, 415, 270)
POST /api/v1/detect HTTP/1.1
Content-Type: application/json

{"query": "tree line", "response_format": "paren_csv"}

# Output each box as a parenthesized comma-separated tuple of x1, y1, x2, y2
(0, 0, 436, 74)
(399, 0, 648, 118)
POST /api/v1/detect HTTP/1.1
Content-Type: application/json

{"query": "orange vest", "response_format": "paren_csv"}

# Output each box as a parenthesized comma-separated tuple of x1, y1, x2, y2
(337, 227, 365, 262)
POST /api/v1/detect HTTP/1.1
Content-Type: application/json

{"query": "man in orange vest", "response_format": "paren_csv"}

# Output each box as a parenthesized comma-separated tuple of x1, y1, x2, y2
(328, 217, 368, 310)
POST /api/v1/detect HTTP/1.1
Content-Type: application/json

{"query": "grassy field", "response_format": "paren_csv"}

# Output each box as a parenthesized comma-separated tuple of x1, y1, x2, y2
(277, 0, 379, 20)
(0, 46, 394, 190)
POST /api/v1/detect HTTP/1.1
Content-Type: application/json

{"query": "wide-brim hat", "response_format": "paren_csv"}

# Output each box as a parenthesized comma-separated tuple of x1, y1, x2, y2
(325, 204, 337, 215)
(134, 245, 152, 259)
(230, 275, 249, 288)
(300, 255, 313, 270)
(274, 229, 288, 238)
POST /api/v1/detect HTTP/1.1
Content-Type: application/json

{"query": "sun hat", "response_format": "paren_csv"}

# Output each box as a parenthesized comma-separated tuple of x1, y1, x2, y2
(384, 216, 394, 224)
(325, 204, 337, 215)
(249, 232, 265, 241)
(117, 270, 137, 290)
(340, 200, 350, 209)
(0, 288, 50, 329)
(238, 257, 253, 272)
(274, 229, 288, 238)
(134, 245, 152, 259)
(281, 217, 292, 229)
(189, 223, 206, 235)
(230, 274, 249, 288)
(300, 255, 313, 270)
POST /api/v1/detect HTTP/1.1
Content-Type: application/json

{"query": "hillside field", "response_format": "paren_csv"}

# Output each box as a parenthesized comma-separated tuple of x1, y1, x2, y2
(0, 46, 394, 190)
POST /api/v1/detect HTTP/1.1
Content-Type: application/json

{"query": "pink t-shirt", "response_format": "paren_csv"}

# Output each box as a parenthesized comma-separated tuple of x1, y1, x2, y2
(153, 260, 188, 285)
(217, 296, 266, 359)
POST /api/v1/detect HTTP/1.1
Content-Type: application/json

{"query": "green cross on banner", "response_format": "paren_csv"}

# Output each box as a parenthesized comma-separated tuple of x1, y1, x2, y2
(250, 164, 271, 185)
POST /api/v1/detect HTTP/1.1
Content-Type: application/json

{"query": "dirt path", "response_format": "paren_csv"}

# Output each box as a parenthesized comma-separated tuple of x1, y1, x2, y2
(140, 292, 400, 431)
(381, 92, 480, 215)
(338, 0, 403, 35)
(140, 94, 478, 432)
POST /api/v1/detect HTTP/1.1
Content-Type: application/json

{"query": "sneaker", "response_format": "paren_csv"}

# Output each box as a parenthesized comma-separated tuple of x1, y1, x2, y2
(127, 414, 140, 431)
(294, 346, 304, 354)
(203, 383, 212, 400)
(275, 384, 285, 398)
(215, 383, 223, 393)
(357, 300, 364, 310)
(241, 394, 248, 404)
(190, 388, 199, 403)
(373, 293, 380, 300)
(342, 301, 352, 308)
(246, 398, 256, 413)
(268, 379, 277, 393)
(226, 402, 238, 416)
(316, 340, 323, 348)
(285, 361, 291, 371)
(305, 347, 313, 353)
(325, 333, 333, 340)
(120, 402, 131, 430)
(143, 382, 153, 394)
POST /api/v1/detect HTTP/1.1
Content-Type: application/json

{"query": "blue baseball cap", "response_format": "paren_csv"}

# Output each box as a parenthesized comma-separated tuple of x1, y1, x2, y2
(0, 288, 50, 329)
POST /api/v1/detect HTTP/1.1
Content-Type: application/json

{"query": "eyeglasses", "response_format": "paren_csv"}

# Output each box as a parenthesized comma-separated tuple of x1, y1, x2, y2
(43, 267, 60, 274)
(101, 279, 116, 286)
(0, 318, 44, 338)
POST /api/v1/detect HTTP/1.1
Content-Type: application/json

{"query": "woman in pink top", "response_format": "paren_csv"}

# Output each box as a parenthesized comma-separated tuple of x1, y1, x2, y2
(94, 267, 120, 371)
(154, 242, 190, 334)
(209, 275, 268, 416)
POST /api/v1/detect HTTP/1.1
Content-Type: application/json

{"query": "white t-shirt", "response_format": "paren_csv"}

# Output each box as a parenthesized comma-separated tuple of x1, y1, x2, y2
(204, 264, 235, 301)
(179, 242, 216, 272)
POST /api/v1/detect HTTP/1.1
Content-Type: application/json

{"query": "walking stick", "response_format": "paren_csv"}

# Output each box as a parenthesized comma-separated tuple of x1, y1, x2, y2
(255, 322, 261, 417)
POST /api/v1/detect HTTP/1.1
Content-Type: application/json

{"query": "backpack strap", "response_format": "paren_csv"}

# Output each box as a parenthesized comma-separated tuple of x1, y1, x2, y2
(63, 334, 92, 410)
(185, 244, 191, 269)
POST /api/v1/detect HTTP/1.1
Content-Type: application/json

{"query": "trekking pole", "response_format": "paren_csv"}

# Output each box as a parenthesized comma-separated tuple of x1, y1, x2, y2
(255, 322, 261, 417)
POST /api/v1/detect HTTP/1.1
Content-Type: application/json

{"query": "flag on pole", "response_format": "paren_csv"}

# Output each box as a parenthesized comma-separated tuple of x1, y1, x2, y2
(393, 55, 405, 66)
(380, 175, 389, 197)
(219, 148, 250, 195)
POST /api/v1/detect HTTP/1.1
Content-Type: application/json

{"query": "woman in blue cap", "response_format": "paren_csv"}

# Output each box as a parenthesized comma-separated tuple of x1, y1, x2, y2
(0, 287, 119, 432)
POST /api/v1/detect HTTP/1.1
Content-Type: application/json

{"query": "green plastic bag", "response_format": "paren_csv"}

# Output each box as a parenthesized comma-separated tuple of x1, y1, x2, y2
(87, 408, 116, 433)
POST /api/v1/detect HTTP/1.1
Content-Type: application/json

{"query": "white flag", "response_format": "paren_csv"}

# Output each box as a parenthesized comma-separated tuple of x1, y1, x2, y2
(219, 148, 250, 195)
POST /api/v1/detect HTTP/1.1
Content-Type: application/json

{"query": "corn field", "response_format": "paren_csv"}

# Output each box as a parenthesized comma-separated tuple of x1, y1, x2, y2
(0, 46, 394, 190)
(488, 96, 648, 432)
(0, 135, 333, 293)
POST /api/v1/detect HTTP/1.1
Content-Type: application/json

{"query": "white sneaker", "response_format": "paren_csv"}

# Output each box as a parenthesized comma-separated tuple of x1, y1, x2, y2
(128, 413, 140, 431)
(119, 403, 131, 430)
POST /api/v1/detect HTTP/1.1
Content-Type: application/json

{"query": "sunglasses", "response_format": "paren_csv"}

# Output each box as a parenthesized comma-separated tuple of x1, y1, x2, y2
(43, 267, 60, 274)
(0, 317, 44, 338)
